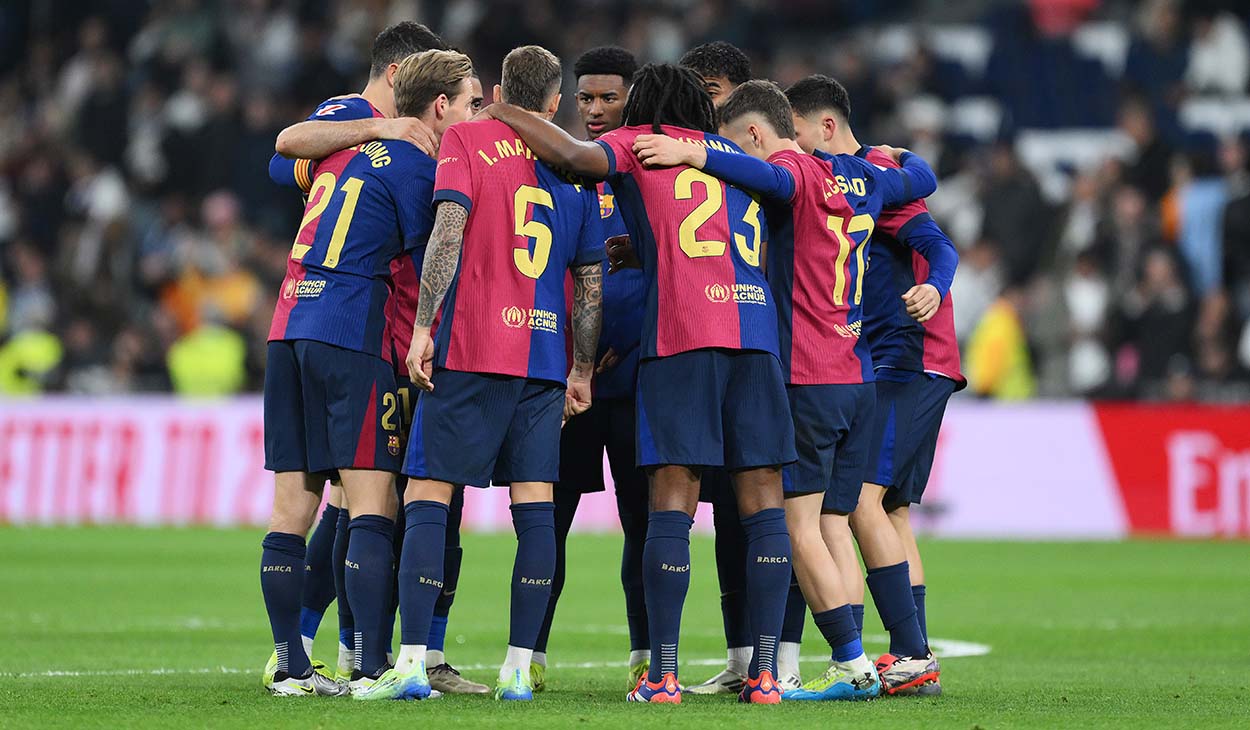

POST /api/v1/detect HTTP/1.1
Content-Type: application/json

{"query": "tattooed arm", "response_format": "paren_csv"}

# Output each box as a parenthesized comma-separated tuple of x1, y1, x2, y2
(406, 201, 468, 391)
(565, 262, 603, 417)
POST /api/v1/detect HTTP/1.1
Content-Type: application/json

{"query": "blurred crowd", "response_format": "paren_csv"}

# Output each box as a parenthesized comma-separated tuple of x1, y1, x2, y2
(0, 0, 1248, 401)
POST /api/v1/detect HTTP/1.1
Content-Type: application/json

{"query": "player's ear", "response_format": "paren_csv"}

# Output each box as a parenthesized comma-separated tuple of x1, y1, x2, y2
(434, 94, 448, 120)
(544, 93, 561, 120)
(823, 115, 837, 142)
(386, 62, 401, 88)
(493, 84, 503, 104)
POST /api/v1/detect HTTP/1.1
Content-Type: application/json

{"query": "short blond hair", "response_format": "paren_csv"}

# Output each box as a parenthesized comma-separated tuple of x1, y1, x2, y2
(502, 45, 562, 112)
(393, 49, 474, 118)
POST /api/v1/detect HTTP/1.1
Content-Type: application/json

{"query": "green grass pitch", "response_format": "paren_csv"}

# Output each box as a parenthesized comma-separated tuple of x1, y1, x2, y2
(1, 528, 1248, 728)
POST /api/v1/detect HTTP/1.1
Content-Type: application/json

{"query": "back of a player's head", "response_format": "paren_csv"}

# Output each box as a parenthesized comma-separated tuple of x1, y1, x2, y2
(573, 46, 637, 85)
(622, 63, 717, 134)
(719, 80, 796, 140)
(370, 22, 448, 79)
(785, 74, 851, 122)
(679, 41, 751, 85)
(393, 49, 475, 118)
(501, 45, 563, 113)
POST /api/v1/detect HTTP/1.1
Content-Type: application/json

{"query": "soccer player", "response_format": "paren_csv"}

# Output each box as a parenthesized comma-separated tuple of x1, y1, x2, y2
(679, 41, 752, 105)
(786, 74, 961, 696)
(258, 48, 478, 697)
(267, 20, 446, 682)
(530, 46, 651, 692)
(268, 25, 488, 695)
(357, 45, 605, 703)
(481, 62, 795, 705)
(633, 79, 938, 701)
(677, 40, 763, 696)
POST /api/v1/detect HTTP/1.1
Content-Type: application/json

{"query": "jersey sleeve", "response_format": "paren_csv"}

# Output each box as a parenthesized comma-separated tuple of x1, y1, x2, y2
(871, 152, 937, 207)
(593, 129, 637, 178)
(573, 186, 607, 267)
(268, 154, 316, 192)
(305, 96, 376, 121)
(897, 215, 959, 298)
(432, 125, 474, 213)
(394, 151, 438, 252)
(702, 148, 796, 201)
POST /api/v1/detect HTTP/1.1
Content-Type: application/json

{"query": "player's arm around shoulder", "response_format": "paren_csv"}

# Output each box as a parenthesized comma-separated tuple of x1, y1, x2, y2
(868, 146, 937, 207)
(632, 133, 707, 169)
(478, 103, 610, 179)
(275, 96, 438, 160)
(407, 200, 468, 392)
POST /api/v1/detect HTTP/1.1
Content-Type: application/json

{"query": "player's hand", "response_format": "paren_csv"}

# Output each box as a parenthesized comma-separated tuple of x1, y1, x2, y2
(406, 327, 436, 391)
(873, 144, 909, 163)
(565, 368, 593, 419)
(633, 134, 704, 168)
(469, 103, 498, 123)
(606, 235, 640, 273)
(902, 283, 941, 323)
(596, 347, 620, 374)
(375, 117, 439, 156)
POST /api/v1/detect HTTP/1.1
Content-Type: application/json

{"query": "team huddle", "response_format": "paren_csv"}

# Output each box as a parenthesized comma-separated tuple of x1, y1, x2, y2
(257, 21, 964, 705)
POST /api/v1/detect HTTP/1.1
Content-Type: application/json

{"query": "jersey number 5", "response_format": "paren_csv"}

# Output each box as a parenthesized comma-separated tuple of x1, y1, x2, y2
(513, 185, 554, 279)
(292, 172, 365, 269)
(827, 213, 875, 305)
(674, 169, 762, 266)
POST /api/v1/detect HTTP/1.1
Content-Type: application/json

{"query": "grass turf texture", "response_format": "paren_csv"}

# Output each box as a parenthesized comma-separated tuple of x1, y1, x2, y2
(1, 529, 1248, 728)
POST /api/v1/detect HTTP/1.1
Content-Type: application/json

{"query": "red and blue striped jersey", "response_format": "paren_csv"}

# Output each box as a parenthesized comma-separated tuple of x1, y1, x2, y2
(267, 138, 436, 359)
(698, 146, 937, 384)
(857, 147, 965, 388)
(432, 119, 605, 384)
(595, 125, 776, 360)
(266, 96, 434, 361)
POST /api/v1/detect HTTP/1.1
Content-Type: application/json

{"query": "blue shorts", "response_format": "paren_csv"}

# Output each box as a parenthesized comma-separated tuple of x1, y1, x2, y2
(783, 383, 875, 515)
(866, 372, 956, 511)
(558, 397, 643, 495)
(636, 349, 796, 470)
(393, 374, 418, 438)
(263, 340, 403, 474)
(403, 369, 564, 487)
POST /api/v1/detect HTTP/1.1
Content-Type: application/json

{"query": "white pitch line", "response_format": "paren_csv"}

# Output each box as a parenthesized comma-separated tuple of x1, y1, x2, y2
(1, 636, 989, 679)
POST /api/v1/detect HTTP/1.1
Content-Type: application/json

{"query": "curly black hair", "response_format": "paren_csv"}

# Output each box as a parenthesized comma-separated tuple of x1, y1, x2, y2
(621, 63, 717, 134)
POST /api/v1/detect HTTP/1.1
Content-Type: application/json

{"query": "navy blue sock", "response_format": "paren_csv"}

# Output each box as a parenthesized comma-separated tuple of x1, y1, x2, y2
(332, 507, 353, 651)
(713, 500, 751, 649)
(428, 491, 462, 647)
(261, 532, 310, 678)
(644, 510, 694, 682)
(740, 508, 791, 679)
(428, 615, 448, 653)
(427, 490, 462, 645)
(851, 604, 865, 636)
(617, 485, 650, 652)
(346, 514, 395, 677)
(913, 584, 927, 643)
(781, 574, 806, 644)
(865, 561, 927, 658)
(299, 505, 340, 642)
(398, 500, 447, 647)
(509, 502, 556, 650)
(433, 489, 464, 622)
(814, 605, 862, 662)
(535, 489, 578, 654)
(381, 499, 406, 657)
